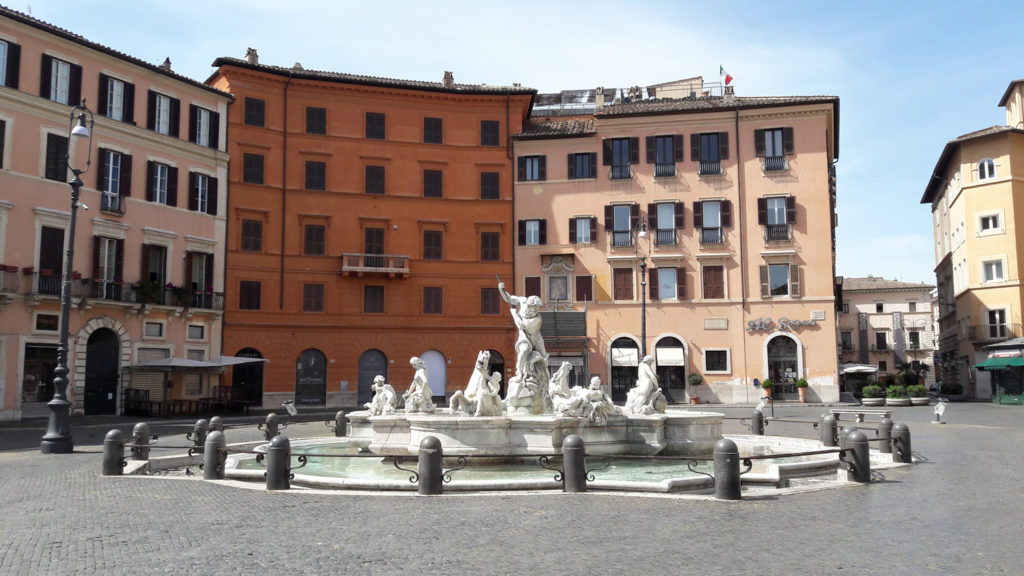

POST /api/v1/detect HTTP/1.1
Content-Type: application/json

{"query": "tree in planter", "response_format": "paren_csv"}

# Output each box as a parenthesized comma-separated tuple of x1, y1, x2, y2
(687, 373, 704, 404)
(760, 379, 774, 398)
(886, 384, 909, 406)
(795, 378, 809, 402)
(861, 384, 885, 406)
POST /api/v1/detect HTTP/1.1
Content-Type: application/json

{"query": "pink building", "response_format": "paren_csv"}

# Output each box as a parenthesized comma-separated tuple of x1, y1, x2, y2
(0, 8, 230, 420)
(513, 81, 840, 404)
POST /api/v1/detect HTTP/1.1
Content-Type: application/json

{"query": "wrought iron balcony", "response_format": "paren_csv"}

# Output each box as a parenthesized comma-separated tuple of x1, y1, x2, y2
(101, 192, 125, 215)
(654, 228, 677, 246)
(36, 270, 62, 296)
(699, 160, 721, 176)
(91, 280, 124, 301)
(762, 156, 788, 172)
(610, 164, 633, 180)
(700, 227, 724, 245)
(764, 224, 791, 242)
(654, 163, 676, 178)
(341, 253, 410, 276)
(0, 265, 19, 292)
(610, 231, 633, 248)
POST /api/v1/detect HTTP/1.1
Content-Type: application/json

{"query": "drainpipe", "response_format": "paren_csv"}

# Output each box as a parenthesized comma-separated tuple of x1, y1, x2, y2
(279, 72, 293, 309)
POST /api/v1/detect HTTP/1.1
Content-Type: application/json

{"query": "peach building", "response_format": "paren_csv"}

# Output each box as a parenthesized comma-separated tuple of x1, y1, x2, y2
(0, 8, 230, 420)
(208, 52, 534, 409)
(512, 81, 840, 404)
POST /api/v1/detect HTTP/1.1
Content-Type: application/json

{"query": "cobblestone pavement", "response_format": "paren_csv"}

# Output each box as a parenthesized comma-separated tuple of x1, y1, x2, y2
(1, 402, 1022, 575)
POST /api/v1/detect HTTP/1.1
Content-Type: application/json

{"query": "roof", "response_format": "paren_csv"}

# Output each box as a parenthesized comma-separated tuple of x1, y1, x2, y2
(842, 276, 934, 292)
(516, 118, 596, 140)
(920, 125, 1024, 203)
(596, 95, 839, 117)
(998, 79, 1024, 107)
(0, 6, 231, 99)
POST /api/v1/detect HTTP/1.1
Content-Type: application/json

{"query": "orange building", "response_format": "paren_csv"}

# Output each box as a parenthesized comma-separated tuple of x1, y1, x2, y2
(207, 52, 535, 409)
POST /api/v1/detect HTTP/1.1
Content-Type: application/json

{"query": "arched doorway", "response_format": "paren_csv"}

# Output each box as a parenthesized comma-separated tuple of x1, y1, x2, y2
(421, 350, 447, 399)
(487, 350, 506, 397)
(767, 335, 799, 397)
(295, 349, 327, 406)
(84, 328, 119, 414)
(232, 348, 264, 406)
(610, 337, 639, 402)
(655, 337, 687, 403)
(358, 349, 388, 406)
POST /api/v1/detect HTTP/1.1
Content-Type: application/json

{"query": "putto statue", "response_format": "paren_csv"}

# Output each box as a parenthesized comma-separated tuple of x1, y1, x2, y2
(403, 356, 436, 413)
(548, 361, 590, 418)
(624, 354, 667, 415)
(498, 279, 551, 414)
(449, 350, 503, 417)
(584, 376, 619, 425)
(365, 375, 397, 416)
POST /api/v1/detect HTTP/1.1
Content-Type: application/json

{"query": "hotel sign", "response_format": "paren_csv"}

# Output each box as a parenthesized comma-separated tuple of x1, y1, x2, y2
(747, 317, 820, 332)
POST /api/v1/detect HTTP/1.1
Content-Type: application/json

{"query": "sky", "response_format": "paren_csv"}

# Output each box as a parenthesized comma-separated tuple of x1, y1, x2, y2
(15, 0, 1022, 286)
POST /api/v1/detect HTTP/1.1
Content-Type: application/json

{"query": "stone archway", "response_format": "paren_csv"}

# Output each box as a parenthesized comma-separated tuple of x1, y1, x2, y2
(609, 337, 640, 402)
(84, 328, 119, 414)
(74, 317, 132, 414)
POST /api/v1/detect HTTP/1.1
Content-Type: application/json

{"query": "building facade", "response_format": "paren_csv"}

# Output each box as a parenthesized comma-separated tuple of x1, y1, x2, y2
(921, 79, 1024, 400)
(0, 8, 231, 420)
(208, 53, 534, 409)
(512, 81, 841, 404)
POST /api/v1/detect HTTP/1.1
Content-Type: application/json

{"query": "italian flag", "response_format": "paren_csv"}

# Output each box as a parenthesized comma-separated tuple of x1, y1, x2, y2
(720, 65, 733, 86)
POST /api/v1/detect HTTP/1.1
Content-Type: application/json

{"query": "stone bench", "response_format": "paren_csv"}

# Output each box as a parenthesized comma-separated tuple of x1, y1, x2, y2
(829, 408, 892, 423)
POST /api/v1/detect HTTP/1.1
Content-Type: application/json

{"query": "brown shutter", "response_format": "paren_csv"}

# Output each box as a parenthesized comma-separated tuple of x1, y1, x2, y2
(674, 202, 685, 229)
(693, 201, 704, 228)
(677, 269, 686, 300)
(97, 74, 110, 116)
(91, 236, 101, 280)
(629, 137, 639, 164)
(188, 104, 198, 143)
(721, 200, 732, 227)
(569, 218, 577, 243)
(589, 217, 597, 240)
(647, 203, 658, 230)
(538, 220, 547, 245)
(690, 134, 700, 161)
(786, 196, 797, 224)
(39, 54, 52, 97)
(168, 97, 180, 138)
(646, 136, 655, 163)
(525, 277, 541, 298)
(588, 152, 597, 173)
(760, 265, 770, 298)
(650, 270, 660, 301)
(518, 220, 526, 245)
(184, 252, 193, 290)
(604, 205, 614, 229)
(718, 132, 729, 160)
(96, 148, 109, 190)
(146, 161, 155, 201)
(603, 139, 612, 165)
(123, 82, 135, 124)
(3, 42, 19, 89)
(209, 111, 220, 148)
(790, 264, 800, 297)
(517, 157, 526, 181)
(783, 127, 794, 155)
(121, 154, 132, 197)
(140, 246, 150, 284)
(630, 204, 640, 232)
(188, 172, 198, 211)
(167, 166, 179, 206)
(146, 90, 156, 131)
(754, 129, 765, 157)
(567, 154, 576, 179)
(673, 135, 684, 162)
(538, 156, 546, 181)
(68, 63, 82, 106)
(207, 177, 218, 215)
(115, 239, 124, 281)
(757, 198, 767, 225)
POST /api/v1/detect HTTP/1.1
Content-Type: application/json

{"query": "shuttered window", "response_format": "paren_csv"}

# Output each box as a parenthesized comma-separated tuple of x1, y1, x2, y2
(613, 268, 634, 301)
(702, 265, 724, 299)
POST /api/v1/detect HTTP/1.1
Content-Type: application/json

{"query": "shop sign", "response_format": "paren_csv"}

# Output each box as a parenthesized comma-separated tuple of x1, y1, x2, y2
(747, 317, 820, 332)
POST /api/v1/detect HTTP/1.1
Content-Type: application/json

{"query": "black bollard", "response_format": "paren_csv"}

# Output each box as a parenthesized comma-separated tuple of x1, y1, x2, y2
(877, 417, 893, 455)
(203, 430, 226, 480)
(561, 435, 587, 493)
(838, 426, 856, 469)
(131, 422, 151, 461)
(752, 408, 765, 435)
(265, 435, 291, 491)
(847, 430, 871, 483)
(187, 419, 209, 451)
(260, 413, 281, 441)
(892, 422, 912, 464)
(333, 411, 348, 438)
(820, 414, 837, 447)
(713, 438, 742, 500)
(209, 415, 224, 433)
(102, 429, 125, 476)
(417, 436, 443, 495)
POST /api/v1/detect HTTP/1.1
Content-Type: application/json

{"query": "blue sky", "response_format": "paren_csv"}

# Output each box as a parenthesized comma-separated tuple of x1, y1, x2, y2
(19, 0, 1021, 285)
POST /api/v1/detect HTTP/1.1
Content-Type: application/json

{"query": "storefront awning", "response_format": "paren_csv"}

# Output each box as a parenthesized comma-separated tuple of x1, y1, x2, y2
(656, 348, 686, 366)
(612, 348, 639, 367)
(124, 356, 269, 372)
(840, 363, 878, 374)
(975, 357, 1024, 371)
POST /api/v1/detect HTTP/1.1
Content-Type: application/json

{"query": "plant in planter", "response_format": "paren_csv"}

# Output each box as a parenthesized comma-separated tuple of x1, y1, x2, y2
(886, 384, 910, 406)
(795, 378, 809, 403)
(860, 384, 885, 406)
(687, 373, 703, 405)
(167, 283, 191, 306)
(906, 384, 929, 406)
(940, 381, 965, 400)
(760, 379, 774, 398)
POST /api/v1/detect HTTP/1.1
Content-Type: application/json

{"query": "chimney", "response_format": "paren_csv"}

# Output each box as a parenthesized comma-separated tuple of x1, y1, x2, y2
(723, 84, 735, 102)
(594, 86, 605, 108)
(245, 48, 259, 65)
(160, 57, 172, 72)
(442, 71, 455, 89)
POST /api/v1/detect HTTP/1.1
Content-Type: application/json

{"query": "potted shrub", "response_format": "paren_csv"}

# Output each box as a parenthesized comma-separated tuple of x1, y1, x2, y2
(861, 384, 885, 406)
(907, 384, 929, 406)
(760, 379, 774, 398)
(886, 384, 910, 406)
(795, 378, 809, 403)
(940, 381, 965, 401)
(687, 373, 703, 405)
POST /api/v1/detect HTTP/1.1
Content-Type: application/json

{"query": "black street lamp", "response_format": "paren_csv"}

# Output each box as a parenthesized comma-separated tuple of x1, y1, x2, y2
(41, 100, 93, 454)
(634, 217, 650, 357)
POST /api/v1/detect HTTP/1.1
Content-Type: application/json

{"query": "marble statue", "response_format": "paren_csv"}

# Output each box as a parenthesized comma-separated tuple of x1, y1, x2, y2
(365, 375, 397, 416)
(548, 361, 590, 418)
(449, 350, 504, 417)
(497, 280, 552, 414)
(584, 376, 620, 425)
(624, 354, 667, 415)
(403, 356, 436, 413)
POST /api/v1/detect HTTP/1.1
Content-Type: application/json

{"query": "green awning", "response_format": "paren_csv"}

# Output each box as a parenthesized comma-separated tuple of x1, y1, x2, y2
(975, 357, 1024, 371)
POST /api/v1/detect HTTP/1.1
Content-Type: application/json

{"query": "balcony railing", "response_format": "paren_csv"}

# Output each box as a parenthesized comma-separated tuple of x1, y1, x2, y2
(764, 224, 791, 242)
(762, 156, 788, 172)
(91, 280, 124, 301)
(654, 228, 677, 246)
(610, 165, 632, 180)
(654, 163, 676, 178)
(699, 160, 721, 176)
(611, 231, 633, 248)
(101, 192, 125, 215)
(341, 253, 410, 276)
(700, 227, 724, 245)
(36, 270, 61, 296)
(0, 266, 19, 292)
(870, 344, 890, 352)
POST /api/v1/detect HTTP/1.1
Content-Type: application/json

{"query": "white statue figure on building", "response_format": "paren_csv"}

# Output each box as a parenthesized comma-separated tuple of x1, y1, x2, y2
(498, 280, 551, 414)
(624, 354, 667, 415)
(585, 375, 620, 425)
(449, 350, 504, 417)
(403, 356, 436, 413)
(365, 374, 397, 416)
(548, 361, 590, 418)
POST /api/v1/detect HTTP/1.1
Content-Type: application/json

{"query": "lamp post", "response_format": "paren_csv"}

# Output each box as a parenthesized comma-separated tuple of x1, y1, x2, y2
(634, 217, 650, 357)
(41, 100, 93, 454)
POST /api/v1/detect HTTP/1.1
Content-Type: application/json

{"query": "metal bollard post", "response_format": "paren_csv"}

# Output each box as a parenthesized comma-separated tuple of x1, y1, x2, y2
(265, 435, 291, 490)
(333, 411, 348, 437)
(561, 435, 587, 493)
(102, 429, 125, 476)
(847, 430, 871, 483)
(713, 438, 742, 500)
(259, 413, 281, 441)
(209, 415, 224, 433)
(203, 430, 226, 480)
(838, 426, 855, 469)
(820, 414, 838, 447)
(417, 436, 443, 495)
(892, 423, 912, 464)
(877, 417, 893, 455)
(752, 408, 765, 435)
(187, 419, 209, 452)
(131, 422, 151, 461)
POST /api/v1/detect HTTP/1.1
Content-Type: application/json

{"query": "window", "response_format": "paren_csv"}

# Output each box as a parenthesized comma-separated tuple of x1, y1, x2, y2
(98, 149, 131, 214)
(481, 120, 499, 146)
(481, 232, 500, 261)
(988, 309, 1007, 339)
(306, 107, 326, 135)
(147, 91, 179, 137)
(842, 303, 849, 314)
(647, 135, 682, 177)
(549, 276, 568, 303)
(481, 287, 500, 315)
(525, 277, 541, 298)
(364, 227, 385, 265)
(147, 162, 177, 206)
(876, 302, 884, 313)
(650, 202, 683, 246)
(423, 286, 443, 314)
(908, 301, 918, 313)
(423, 230, 443, 260)
(652, 267, 684, 301)
(37, 226, 64, 295)
(241, 220, 263, 252)
(187, 325, 205, 340)
(41, 55, 80, 105)
(306, 161, 326, 190)
(875, 332, 888, 351)
(303, 284, 324, 312)
(239, 280, 261, 310)
(694, 200, 731, 244)
(518, 219, 546, 246)
(243, 154, 264, 184)
(979, 213, 1002, 234)
(760, 264, 799, 298)
(44, 133, 68, 181)
(245, 97, 265, 127)
(304, 224, 325, 256)
(92, 236, 123, 300)
(518, 155, 546, 181)
(692, 132, 728, 175)
(365, 165, 385, 195)
(189, 173, 217, 215)
(366, 112, 385, 139)
(144, 321, 164, 338)
(758, 196, 795, 242)
(755, 127, 793, 171)
(908, 331, 921, 349)
(575, 275, 594, 302)
(480, 172, 500, 199)
(186, 252, 213, 307)
(606, 204, 638, 247)
(424, 170, 443, 198)
(704, 349, 730, 373)
(35, 313, 59, 332)
(978, 158, 996, 180)
(983, 260, 1004, 282)
(569, 217, 596, 244)
(424, 117, 443, 144)
(613, 268, 634, 301)
(189, 105, 218, 148)
(841, 331, 853, 350)
(702, 265, 725, 299)
(141, 244, 166, 290)
(568, 152, 597, 179)
(604, 137, 638, 179)
(878, 360, 888, 373)
(1, 40, 20, 89)
(364, 285, 384, 313)
(99, 74, 133, 123)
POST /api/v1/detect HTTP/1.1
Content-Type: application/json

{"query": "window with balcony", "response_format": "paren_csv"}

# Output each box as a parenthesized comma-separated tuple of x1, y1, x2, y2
(364, 227, 385, 267)
(758, 196, 795, 242)
(364, 285, 384, 313)
(244, 97, 265, 127)
(518, 155, 546, 181)
(140, 244, 166, 300)
(365, 165, 385, 195)
(694, 200, 731, 245)
(147, 162, 177, 206)
(99, 74, 134, 123)
(649, 202, 683, 246)
(604, 137, 638, 179)
(481, 120, 499, 146)
(481, 287, 500, 315)
(983, 259, 1004, 283)
(518, 219, 546, 246)
(189, 105, 218, 148)
(605, 204, 638, 248)
(186, 252, 213, 308)
(306, 107, 326, 135)
(243, 154, 264, 184)
(37, 226, 65, 296)
(480, 231, 500, 261)
(480, 172, 500, 199)
(841, 331, 853, 350)
(647, 135, 682, 177)
(874, 332, 888, 351)
(98, 149, 131, 214)
(1, 40, 20, 89)
(304, 224, 325, 256)
(44, 133, 68, 182)
(569, 217, 596, 244)
(575, 275, 594, 302)
(702, 265, 725, 299)
(760, 263, 800, 298)
(988, 309, 1007, 339)
(423, 169, 443, 198)
(189, 173, 217, 215)
(652, 267, 684, 301)
(423, 230, 443, 260)
(755, 127, 793, 171)
(148, 91, 180, 137)
(92, 236, 123, 300)
(568, 152, 597, 179)
(41, 55, 81, 105)
(423, 286, 443, 314)
(303, 284, 324, 312)
(306, 161, 326, 191)
(366, 112, 385, 139)
(613, 268, 634, 301)
(241, 220, 262, 252)
(692, 132, 728, 175)
(978, 158, 996, 181)
(424, 117, 443, 144)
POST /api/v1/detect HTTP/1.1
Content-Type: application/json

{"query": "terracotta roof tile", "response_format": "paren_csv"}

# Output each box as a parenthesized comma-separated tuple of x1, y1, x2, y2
(842, 276, 934, 292)
(596, 95, 838, 117)
(516, 118, 596, 139)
